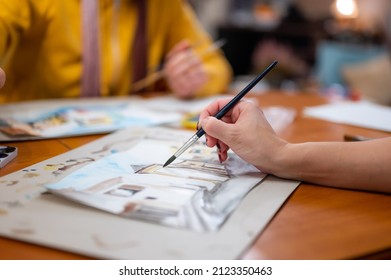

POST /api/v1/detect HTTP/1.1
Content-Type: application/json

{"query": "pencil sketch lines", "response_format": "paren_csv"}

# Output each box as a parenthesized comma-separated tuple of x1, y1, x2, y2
(45, 157, 95, 176)
(45, 127, 264, 232)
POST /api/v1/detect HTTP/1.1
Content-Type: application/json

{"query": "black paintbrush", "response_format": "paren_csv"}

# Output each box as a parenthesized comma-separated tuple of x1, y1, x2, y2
(163, 60, 278, 167)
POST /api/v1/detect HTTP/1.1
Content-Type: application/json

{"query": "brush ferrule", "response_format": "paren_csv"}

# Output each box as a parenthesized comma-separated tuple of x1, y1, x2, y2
(174, 134, 200, 158)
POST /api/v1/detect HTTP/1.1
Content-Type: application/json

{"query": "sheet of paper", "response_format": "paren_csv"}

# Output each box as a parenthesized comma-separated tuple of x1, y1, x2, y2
(303, 100, 391, 132)
(0, 96, 222, 141)
(46, 133, 264, 232)
(0, 95, 296, 141)
(0, 126, 300, 259)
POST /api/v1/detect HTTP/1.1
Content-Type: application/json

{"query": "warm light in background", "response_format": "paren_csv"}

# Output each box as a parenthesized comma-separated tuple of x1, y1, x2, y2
(332, 0, 359, 19)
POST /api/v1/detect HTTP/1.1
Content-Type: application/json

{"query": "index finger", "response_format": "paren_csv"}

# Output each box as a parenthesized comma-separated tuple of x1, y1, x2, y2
(199, 98, 232, 122)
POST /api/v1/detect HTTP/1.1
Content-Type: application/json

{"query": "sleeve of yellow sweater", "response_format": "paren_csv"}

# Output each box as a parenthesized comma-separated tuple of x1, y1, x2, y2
(162, 0, 233, 97)
(0, 0, 31, 66)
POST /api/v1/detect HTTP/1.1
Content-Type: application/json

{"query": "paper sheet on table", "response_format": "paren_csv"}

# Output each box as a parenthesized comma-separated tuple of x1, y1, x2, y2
(0, 126, 300, 259)
(303, 100, 391, 132)
(45, 128, 265, 232)
(0, 96, 224, 141)
(0, 95, 296, 141)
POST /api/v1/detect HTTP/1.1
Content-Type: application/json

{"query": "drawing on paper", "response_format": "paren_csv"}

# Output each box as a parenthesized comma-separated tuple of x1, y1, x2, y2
(0, 96, 227, 142)
(46, 127, 265, 232)
(0, 104, 181, 140)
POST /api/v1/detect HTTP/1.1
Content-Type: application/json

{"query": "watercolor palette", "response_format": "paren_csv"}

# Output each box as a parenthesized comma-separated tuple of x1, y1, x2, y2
(0, 146, 17, 168)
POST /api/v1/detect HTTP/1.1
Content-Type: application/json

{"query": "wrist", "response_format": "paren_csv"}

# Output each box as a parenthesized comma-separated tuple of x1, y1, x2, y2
(267, 142, 301, 179)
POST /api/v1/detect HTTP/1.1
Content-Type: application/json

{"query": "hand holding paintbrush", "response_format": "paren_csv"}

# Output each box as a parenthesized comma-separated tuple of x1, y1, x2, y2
(163, 60, 278, 167)
(132, 39, 226, 97)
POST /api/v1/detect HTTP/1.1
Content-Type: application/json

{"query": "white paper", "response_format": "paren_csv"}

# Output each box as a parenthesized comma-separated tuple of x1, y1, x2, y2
(46, 134, 264, 232)
(0, 96, 223, 141)
(0, 126, 300, 259)
(303, 100, 391, 132)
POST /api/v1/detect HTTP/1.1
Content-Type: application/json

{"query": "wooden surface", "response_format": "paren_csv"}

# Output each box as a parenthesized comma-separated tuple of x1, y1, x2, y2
(1, 91, 391, 260)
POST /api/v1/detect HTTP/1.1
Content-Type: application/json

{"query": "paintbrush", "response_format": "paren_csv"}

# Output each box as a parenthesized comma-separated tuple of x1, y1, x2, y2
(163, 60, 278, 168)
(132, 39, 227, 92)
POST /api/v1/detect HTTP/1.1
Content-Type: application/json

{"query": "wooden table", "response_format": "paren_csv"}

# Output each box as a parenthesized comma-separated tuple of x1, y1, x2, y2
(1, 92, 390, 260)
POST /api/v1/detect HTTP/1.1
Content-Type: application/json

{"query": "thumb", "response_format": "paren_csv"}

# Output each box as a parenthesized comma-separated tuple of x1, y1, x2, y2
(202, 117, 231, 142)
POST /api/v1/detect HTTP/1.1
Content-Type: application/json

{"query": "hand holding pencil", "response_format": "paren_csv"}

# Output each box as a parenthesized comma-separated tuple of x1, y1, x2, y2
(132, 39, 226, 98)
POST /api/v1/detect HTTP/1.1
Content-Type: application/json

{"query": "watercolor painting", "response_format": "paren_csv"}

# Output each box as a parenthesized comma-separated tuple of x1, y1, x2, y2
(0, 96, 295, 142)
(46, 129, 265, 232)
(0, 126, 300, 259)
(0, 104, 180, 140)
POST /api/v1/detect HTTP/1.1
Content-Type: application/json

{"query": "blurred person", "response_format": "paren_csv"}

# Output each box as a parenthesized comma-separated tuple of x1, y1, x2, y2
(199, 98, 391, 194)
(0, 0, 232, 103)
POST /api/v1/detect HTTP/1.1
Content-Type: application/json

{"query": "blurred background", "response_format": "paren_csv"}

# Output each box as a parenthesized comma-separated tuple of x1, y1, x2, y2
(189, 0, 391, 104)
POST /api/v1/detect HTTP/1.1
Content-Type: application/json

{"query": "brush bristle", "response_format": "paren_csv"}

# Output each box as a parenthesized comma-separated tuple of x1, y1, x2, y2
(163, 155, 176, 167)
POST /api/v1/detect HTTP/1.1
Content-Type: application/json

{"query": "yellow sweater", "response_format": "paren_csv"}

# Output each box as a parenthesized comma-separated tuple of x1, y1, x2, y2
(0, 0, 232, 103)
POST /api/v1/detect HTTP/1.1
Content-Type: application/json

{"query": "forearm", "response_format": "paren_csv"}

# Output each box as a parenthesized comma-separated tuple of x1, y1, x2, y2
(274, 138, 391, 193)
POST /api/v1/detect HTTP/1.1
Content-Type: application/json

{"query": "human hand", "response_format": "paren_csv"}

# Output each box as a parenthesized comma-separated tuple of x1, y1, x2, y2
(0, 68, 5, 88)
(199, 98, 288, 173)
(164, 40, 208, 99)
